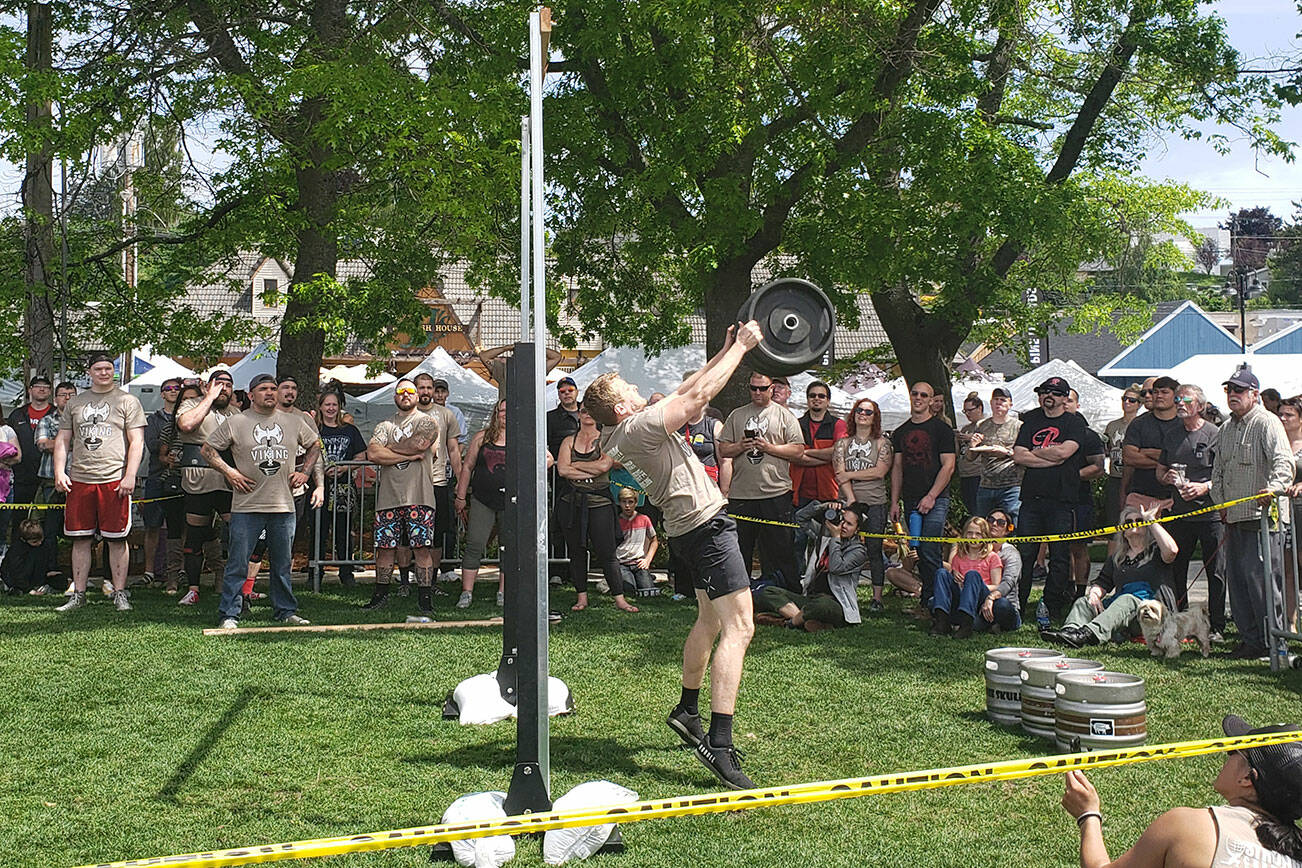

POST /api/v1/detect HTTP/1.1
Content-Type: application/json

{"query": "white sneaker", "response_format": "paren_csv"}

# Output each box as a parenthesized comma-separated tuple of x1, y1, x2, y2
(178, 589, 199, 606)
(28, 584, 55, 596)
(496, 590, 504, 607)
(439, 570, 458, 583)
(279, 613, 311, 626)
(456, 591, 472, 609)
(63, 584, 76, 596)
(101, 580, 114, 597)
(56, 591, 87, 612)
(111, 590, 132, 612)
(217, 618, 239, 630)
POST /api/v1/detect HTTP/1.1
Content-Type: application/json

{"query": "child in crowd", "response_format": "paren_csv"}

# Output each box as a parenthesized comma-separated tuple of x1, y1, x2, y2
(615, 487, 659, 597)
(1, 519, 63, 595)
(931, 515, 1003, 638)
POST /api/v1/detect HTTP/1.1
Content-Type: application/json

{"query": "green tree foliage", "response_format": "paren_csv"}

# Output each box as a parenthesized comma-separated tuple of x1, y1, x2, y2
(1269, 203, 1302, 306)
(518, 0, 1284, 406)
(1225, 205, 1282, 269)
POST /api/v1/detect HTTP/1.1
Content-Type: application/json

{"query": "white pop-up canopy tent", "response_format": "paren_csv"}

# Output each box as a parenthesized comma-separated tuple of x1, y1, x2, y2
(201, 340, 277, 389)
(126, 348, 198, 413)
(320, 363, 395, 386)
(566, 343, 854, 415)
(1166, 354, 1299, 415)
(358, 346, 500, 433)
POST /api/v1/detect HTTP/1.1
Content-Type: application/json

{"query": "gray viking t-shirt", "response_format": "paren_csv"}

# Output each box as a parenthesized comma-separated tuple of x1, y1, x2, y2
(59, 389, 146, 484)
(371, 409, 437, 511)
(601, 403, 726, 538)
(206, 409, 317, 514)
(177, 397, 239, 494)
(720, 402, 803, 500)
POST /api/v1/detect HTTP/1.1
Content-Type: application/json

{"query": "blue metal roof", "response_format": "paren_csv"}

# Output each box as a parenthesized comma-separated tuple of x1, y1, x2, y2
(1252, 322, 1302, 355)
(1100, 301, 1240, 373)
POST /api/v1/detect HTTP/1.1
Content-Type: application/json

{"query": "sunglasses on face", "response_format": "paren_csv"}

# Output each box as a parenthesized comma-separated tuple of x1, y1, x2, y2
(395, 388, 417, 396)
(809, 393, 829, 400)
(1225, 384, 1249, 394)
(1175, 396, 1196, 404)
(1122, 396, 1140, 404)
(161, 385, 180, 392)
(749, 384, 771, 392)
(854, 407, 874, 415)
(910, 390, 932, 398)
(1042, 389, 1067, 398)
(989, 517, 1009, 526)
(1141, 389, 1152, 396)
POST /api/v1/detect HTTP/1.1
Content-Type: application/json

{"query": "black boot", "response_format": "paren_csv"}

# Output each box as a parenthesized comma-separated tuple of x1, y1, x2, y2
(418, 586, 433, 616)
(929, 609, 951, 636)
(362, 583, 390, 610)
(953, 612, 974, 640)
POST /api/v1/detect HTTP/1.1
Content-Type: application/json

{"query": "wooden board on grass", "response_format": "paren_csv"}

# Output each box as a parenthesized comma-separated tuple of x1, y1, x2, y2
(203, 618, 504, 637)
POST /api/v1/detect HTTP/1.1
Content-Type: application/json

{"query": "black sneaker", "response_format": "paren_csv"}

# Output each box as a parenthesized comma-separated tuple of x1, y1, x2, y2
(240, 595, 252, 618)
(667, 707, 705, 748)
(694, 738, 755, 790)
(418, 587, 433, 616)
(1061, 625, 1099, 648)
(362, 591, 389, 610)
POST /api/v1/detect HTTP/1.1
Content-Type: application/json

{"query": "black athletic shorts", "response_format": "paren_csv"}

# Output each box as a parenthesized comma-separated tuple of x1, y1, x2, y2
(432, 484, 453, 540)
(184, 489, 232, 518)
(668, 511, 749, 600)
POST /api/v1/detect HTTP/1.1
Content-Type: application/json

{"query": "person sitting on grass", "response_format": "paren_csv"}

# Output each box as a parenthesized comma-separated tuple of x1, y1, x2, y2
(1040, 504, 1176, 649)
(1, 519, 63, 595)
(1061, 714, 1302, 868)
(615, 486, 660, 598)
(754, 501, 867, 631)
(981, 509, 1023, 633)
(930, 515, 1005, 639)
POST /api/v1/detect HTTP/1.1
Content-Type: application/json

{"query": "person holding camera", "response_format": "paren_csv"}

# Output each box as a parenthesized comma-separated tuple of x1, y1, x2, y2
(753, 500, 868, 631)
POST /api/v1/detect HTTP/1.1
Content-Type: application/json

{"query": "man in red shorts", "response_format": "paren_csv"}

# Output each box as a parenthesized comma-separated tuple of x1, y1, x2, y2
(54, 353, 146, 612)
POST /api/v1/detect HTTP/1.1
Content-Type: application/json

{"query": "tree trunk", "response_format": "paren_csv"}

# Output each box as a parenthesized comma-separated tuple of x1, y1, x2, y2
(705, 258, 758, 412)
(22, 0, 55, 380)
(870, 285, 960, 423)
(278, 157, 335, 410)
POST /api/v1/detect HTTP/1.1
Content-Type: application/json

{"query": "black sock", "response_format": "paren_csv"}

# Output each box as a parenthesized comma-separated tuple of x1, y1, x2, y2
(418, 586, 432, 611)
(708, 712, 733, 746)
(398, 566, 411, 584)
(678, 687, 700, 716)
(370, 582, 390, 600)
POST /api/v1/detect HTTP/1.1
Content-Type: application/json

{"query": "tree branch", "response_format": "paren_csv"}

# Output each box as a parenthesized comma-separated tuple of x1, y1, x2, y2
(71, 195, 248, 266)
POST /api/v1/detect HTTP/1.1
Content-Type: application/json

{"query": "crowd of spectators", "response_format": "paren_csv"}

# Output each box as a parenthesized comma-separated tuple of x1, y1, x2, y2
(0, 355, 1297, 661)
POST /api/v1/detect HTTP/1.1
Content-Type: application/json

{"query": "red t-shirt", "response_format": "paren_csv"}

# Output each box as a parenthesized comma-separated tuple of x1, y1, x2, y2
(951, 550, 1003, 588)
(27, 404, 51, 429)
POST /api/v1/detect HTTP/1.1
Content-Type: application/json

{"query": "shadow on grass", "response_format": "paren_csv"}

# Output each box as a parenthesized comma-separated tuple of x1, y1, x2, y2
(410, 735, 707, 790)
(155, 686, 262, 802)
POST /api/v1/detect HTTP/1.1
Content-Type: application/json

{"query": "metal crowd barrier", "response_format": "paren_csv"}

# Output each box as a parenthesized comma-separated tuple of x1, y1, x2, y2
(307, 460, 570, 592)
(1264, 494, 1302, 671)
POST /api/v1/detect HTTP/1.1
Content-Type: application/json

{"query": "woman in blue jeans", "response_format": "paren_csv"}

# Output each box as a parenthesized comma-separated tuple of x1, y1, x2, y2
(931, 515, 1021, 637)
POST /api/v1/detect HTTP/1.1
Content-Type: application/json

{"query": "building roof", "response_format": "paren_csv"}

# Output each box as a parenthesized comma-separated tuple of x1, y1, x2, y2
(1098, 300, 1241, 379)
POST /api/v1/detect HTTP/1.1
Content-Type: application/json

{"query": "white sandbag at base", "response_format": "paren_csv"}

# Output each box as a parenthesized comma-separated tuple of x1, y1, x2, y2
(441, 791, 515, 868)
(542, 781, 639, 865)
(452, 672, 575, 726)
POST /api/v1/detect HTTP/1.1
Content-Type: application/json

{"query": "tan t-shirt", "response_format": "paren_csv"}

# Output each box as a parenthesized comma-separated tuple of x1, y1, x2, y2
(720, 402, 803, 500)
(421, 403, 461, 487)
(59, 389, 146, 484)
(601, 403, 726, 538)
(205, 409, 316, 513)
(177, 397, 239, 494)
(837, 435, 892, 505)
(371, 409, 437, 510)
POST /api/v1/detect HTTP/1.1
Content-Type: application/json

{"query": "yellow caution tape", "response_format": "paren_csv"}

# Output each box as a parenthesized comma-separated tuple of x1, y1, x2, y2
(75, 730, 1302, 868)
(729, 493, 1273, 545)
(0, 494, 183, 511)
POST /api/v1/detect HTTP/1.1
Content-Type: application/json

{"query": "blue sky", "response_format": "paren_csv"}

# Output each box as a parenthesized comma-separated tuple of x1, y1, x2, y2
(1146, 0, 1302, 227)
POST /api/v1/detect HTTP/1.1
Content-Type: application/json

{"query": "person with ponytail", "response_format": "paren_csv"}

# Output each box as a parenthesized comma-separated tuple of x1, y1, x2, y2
(1061, 714, 1302, 867)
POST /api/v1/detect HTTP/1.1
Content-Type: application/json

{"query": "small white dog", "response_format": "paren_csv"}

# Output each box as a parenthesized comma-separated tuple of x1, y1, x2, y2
(1137, 599, 1211, 659)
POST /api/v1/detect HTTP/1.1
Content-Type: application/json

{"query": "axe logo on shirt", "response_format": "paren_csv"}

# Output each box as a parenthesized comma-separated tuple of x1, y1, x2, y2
(251, 422, 289, 477)
(77, 402, 111, 452)
(391, 421, 414, 471)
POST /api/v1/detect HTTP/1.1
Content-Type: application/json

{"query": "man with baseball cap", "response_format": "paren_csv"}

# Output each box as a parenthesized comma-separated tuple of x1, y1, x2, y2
(7, 375, 53, 547)
(1211, 364, 1293, 660)
(174, 368, 239, 606)
(973, 386, 1022, 522)
(1013, 376, 1087, 619)
(53, 354, 146, 613)
(202, 372, 321, 629)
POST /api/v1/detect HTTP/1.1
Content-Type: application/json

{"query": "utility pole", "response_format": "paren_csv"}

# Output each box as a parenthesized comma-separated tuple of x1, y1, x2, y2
(23, 1, 57, 381)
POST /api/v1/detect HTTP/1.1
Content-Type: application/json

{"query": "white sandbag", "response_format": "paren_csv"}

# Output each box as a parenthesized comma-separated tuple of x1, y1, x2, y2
(542, 781, 639, 865)
(547, 676, 574, 717)
(452, 674, 516, 725)
(441, 791, 515, 868)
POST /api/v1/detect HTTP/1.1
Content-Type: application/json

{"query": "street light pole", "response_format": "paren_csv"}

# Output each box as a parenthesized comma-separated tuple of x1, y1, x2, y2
(1237, 266, 1247, 354)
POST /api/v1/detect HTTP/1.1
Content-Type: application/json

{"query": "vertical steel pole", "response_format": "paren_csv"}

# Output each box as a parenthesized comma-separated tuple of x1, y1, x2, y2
(520, 116, 531, 342)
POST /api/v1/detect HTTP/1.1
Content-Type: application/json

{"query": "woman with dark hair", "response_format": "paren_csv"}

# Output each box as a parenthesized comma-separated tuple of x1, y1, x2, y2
(455, 398, 511, 608)
(556, 404, 638, 613)
(832, 396, 892, 611)
(1061, 714, 1302, 867)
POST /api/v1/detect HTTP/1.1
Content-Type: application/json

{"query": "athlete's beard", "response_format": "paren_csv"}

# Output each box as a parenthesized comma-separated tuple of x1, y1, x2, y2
(213, 394, 231, 409)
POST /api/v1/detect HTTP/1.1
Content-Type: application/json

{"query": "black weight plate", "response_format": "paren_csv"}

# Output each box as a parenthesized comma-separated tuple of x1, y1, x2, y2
(736, 278, 835, 376)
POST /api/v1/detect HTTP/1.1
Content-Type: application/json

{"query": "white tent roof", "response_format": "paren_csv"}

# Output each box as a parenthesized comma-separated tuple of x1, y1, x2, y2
(125, 352, 196, 387)
(1167, 354, 1298, 414)
(320, 363, 395, 386)
(205, 340, 277, 389)
(359, 346, 498, 407)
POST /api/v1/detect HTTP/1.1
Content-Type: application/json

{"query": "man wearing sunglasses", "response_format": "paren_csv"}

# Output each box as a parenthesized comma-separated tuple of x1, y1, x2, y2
(1210, 365, 1294, 660)
(718, 371, 805, 590)
(1102, 384, 1143, 550)
(174, 369, 240, 606)
(1012, 376, 1086, 619)
(889, 381, 956, 609)
(790, 381, 847, 510)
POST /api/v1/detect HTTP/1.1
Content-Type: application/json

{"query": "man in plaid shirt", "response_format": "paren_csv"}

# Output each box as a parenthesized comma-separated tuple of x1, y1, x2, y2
(1210, 365, 1294, 660)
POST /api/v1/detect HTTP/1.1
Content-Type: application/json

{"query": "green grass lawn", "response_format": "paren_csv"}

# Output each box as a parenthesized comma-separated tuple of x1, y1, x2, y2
(2, 581, 1299, 868)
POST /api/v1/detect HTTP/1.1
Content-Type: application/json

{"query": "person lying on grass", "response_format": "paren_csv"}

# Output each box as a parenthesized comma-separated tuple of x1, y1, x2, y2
(754, 500, 867, 631)
(1061, 714, 1302, 868)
